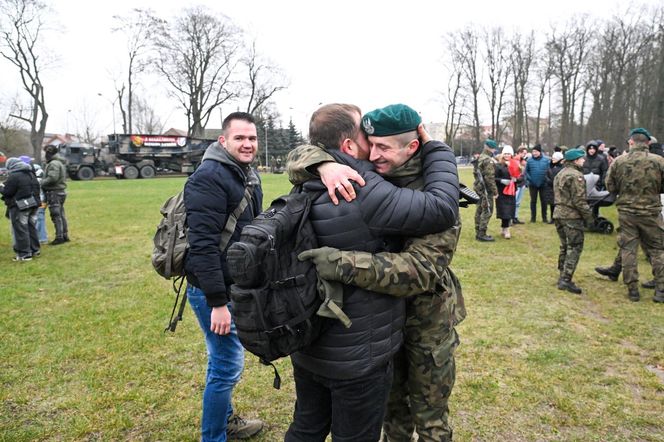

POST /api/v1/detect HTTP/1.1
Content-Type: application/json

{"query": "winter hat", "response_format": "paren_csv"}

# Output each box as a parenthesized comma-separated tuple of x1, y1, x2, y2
(501, 145, 514, 155)
(532, 144, 542, 153)
(586, 140, 599, 149)
(552, 152, 564, 163)
(6, 157, 30, 172)
(484, 139, 497, 149)
(361, 104, 421, 137)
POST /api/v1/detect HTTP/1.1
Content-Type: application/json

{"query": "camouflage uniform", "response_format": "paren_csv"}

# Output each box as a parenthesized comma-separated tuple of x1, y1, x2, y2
(606, 143, 664, 292)
(473, 148, 497, 237)
(287, 145, 465, 442)
(552, 162, 593, 280)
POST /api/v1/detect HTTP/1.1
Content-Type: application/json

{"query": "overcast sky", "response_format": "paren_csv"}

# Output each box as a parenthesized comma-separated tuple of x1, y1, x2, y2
(0, 0, 659, 137)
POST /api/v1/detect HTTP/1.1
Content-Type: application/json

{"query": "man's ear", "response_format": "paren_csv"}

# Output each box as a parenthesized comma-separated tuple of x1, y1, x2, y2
(407, 138, 420, 155)
(218, 135, 226, 147)
(340, 138, 353, 156)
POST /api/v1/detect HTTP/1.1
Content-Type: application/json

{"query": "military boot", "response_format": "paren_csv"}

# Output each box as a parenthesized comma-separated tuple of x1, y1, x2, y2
(226, 414, 264, 440)
(628, 287, 640, 302)
(594, 264, 621, 281)
(653, 290, 664, 303)
(476, 233, 495, 242)
(557, 277, 582, 294)
(641, 279, 655, 289)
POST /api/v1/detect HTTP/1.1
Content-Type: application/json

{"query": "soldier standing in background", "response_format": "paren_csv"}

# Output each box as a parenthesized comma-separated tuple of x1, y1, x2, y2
(553, 149, 594, 294)
(606, 128, 664, 303)
(473, 139, 498, 241)
(41, 145, 70, 245)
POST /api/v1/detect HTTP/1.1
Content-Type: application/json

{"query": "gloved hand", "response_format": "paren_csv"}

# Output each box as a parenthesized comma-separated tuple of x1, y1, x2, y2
(298, 247, 344, 282)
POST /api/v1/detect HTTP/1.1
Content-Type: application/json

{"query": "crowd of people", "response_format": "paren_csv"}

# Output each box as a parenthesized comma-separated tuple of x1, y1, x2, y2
(1, 144, 71, 261)
(472, 130, 664, 301)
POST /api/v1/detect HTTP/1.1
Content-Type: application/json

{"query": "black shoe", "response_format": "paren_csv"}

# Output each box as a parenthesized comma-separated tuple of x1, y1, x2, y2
(543, 218, 549, 223)
(64, 236, 71, 242)
(557, 278, 582, 294)
(530, 218, 536, 223)
(595, 265, 620, 281)
(476, 234, 495, 242)
(50, 238, 66, 245)
(628, 287, 640, 302)
(512, 218, 524, 225)
(641, 280, 655, 289)
(654, 291, 664, 303)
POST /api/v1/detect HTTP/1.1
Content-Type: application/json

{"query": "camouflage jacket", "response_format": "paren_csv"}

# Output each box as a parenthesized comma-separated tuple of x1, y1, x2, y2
(473, 149, 497, 196)
(552, 162, 593, 223)
(287, 143, 466, 328)
(606, 143, 664, 216)
(287, 144, 335, 185)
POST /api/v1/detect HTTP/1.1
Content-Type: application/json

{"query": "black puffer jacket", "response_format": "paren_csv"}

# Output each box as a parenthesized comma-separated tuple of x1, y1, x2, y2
(583, 150, 608, 190)
(184, 143, 263, 307)
(291, 140, 459, 380)
(0, 165, 41, 210)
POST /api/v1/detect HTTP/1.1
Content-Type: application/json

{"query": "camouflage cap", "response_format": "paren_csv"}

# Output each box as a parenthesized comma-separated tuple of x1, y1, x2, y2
(361, 104, 421, 137)
(565, 148, 585, 161)
(629, 127, 652, 140)
(484, 139, 497, 149)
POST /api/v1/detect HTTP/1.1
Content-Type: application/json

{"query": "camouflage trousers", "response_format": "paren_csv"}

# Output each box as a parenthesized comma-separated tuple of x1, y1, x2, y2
(474, 194, 494, 235)
(617, 213, 664, 290)
(383, 290, 460, 442)
(554, 219, 585, 280)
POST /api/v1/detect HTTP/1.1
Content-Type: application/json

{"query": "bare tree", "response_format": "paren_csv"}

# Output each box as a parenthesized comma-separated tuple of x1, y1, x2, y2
(442, 66, 465, 148)
(112, 8, 164, 134)
(448, 27, 482, 145)
(242, 40, 288, 116)
(0, 100, 31, 156)
(546, 16, 593, 145)
(0, 0, 51, 162)
(532, 46, 553, 145)
(154, 6, 241, 137)
(133, 95, 164, 134)
(510, 31, 535, 147)
(482, 27, 512, 141)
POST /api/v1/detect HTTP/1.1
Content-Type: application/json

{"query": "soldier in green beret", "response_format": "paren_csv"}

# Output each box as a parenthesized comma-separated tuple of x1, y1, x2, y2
(553, 148, 593, 294)
(472, 139, 498, 241)
(605, 128, 664, 303)
(289, 103, 464, 441)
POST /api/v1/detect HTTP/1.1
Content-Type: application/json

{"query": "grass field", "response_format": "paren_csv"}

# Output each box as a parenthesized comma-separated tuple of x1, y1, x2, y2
(1, 168, 663, 441)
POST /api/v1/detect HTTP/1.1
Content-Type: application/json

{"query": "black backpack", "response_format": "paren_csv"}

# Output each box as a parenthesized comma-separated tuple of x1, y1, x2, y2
(226, 188, 327, 380)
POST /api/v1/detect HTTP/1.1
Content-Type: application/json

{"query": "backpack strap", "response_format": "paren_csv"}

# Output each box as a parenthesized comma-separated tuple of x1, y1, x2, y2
(219, 184, 254, 251)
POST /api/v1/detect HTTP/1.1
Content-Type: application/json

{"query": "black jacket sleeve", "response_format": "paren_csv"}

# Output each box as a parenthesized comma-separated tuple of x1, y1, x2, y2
(184, 168, 233, 306)
(360, 140, 459, 236)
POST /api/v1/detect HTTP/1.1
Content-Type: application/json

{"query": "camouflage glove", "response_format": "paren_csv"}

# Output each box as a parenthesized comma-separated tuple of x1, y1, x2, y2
(298, 247, 345, 282)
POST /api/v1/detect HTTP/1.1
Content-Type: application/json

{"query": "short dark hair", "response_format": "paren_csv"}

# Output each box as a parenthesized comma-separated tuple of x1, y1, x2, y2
(308, 103, 361, 150)
(631, 133, 650, 143)
(222, 112, 256, 134)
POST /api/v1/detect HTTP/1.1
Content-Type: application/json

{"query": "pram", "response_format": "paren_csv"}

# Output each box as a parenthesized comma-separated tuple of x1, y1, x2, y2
(585, 173, 615, 234)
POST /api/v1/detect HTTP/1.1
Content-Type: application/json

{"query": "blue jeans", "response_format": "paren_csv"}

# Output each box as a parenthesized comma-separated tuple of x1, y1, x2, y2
(514, 185, 526, 219)
(187, 285, 245, 442)
(285, 361, 393, 442)
(37, 207, 48, 243)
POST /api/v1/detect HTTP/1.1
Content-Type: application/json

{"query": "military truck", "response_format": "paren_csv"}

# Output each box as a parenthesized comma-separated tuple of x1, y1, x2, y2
(58, 142, 112, 180)
(106, 134, 215, 179)
(56, 135, 216, 180)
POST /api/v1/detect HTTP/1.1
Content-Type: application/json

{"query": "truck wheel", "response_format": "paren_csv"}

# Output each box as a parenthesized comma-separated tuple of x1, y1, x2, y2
(77, 166, 95, 181)
(124, 165, 139, 179)
(140, 166, 156, 179)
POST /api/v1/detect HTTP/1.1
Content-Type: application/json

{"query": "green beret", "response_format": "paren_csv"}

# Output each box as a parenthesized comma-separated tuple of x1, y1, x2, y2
(484, 139, 497, 149)
(361, 104, 421, 137)
(629, 127, 652, 140)
(565, 148, 585, 161)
